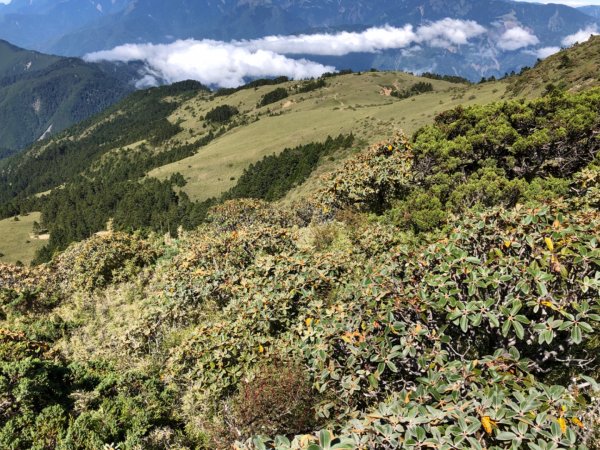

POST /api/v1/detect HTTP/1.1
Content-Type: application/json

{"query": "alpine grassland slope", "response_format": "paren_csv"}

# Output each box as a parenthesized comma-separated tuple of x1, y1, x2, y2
(0, 71, 506, 262)
(0, 85, 598, 448)
(149, 72, 503, 202)
(508, 35, 600, 98)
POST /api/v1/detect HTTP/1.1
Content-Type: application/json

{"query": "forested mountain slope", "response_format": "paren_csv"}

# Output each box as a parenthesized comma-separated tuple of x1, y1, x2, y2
(579, 5, 600, 19)
(0, 40, 134, 156)
(0, 0, 129, 52)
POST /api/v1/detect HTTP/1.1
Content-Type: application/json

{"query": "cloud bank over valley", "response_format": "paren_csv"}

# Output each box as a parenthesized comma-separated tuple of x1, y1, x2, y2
(84, 19, 599, 88)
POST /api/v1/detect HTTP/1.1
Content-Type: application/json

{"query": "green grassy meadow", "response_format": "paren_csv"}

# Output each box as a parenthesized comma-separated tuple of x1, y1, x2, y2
(0, 212, 45, 264)
(150, 73, 507, 201)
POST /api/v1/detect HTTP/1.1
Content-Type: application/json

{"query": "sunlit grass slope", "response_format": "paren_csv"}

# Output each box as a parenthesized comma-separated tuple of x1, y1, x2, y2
(0, 212, 44, 264)
(150, 73, 507, 201)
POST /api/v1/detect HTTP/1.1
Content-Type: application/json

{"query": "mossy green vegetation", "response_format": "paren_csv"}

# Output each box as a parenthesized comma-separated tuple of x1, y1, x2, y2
(0, 86, 599, 449)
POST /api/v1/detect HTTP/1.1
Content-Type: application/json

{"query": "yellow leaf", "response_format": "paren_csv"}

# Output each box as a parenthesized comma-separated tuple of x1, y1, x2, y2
(541, 300, 558, 310)
(572, 417, 584, 429)
(481, 416, 496, 434)
(414, 324, 422, 334)
(545, 237, 554, 252)
(299, 435, 315, 446)
(404, 392, 411, 404)
(558, 417, 567, 434)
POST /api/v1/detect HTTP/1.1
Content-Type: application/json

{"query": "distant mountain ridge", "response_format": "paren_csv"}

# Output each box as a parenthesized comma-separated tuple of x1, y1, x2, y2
(0, 0, 129, 52)
(579, 5, 600, 19)
(0, 0, 598, 80)
(0, 40, 135, 156)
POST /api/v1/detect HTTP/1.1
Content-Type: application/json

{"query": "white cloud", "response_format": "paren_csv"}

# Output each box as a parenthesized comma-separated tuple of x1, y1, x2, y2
(85, 40, 335, 88)
(414, 18, 487, 48)
(242, 20, 486, 55)
(248, 18, 486, 56)
(534, 46, 561, 58)
(85, 20, 487, 88)
(497, 27, 540, 51)
(241, 25, 418, 56)
(562, 25, 598, 46)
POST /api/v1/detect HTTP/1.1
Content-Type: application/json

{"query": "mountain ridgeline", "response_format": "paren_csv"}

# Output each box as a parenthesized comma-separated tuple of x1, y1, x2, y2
(0, 0, 598, 80)
(0, 40, 136, 156)
(579, 5, 600, 19)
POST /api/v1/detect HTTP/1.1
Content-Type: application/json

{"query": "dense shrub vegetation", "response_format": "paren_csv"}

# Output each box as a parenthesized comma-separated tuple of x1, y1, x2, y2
(391, 81, 434, 99)
(420, 72, 471, 84)
(223, 134, 354, 201)
(204, 104, 239, 123)
(296, 78, 327, 94)
(0, 87, 599, 449)
(258, 87, 289, 107)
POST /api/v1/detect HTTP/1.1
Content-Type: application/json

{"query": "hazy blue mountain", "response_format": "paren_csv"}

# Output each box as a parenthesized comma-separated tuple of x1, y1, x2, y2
(0, 0, 129, 52)
(0, 0, 598, 80)
(0, 40, 135, 157)
(46, 0, 596, 53)
(578, 5, 600, 19)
